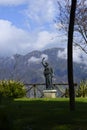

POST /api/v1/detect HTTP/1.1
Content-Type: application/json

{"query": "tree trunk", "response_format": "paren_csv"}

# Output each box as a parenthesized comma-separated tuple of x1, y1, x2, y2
(67, 0, 77, 111)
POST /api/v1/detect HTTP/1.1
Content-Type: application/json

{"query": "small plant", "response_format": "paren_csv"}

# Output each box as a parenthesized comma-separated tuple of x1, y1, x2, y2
(0, 80, 26, 99)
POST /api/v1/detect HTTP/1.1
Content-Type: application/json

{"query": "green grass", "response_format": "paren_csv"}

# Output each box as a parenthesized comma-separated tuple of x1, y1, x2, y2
(0, 98, 87, 130)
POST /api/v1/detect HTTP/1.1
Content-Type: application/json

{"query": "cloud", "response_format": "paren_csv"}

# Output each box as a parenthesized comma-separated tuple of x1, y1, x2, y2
(0, 0, 67, 57)
(41, 54, 48, 60)
(73, 47, 87, 65)
(57, 48, 67, 59)
(28, 56, 41, 64)
(0, 19, 67, 57)
(0, 0, 28, 6)
(57, 47, 87, 65)
(0, 19, 31, 56)
(0, 20, 50, 56)
(29, 30, 66, 51)
(34, 31, 58, 49)
(28, 54, 48, 64)
(25, 0, 57, 26)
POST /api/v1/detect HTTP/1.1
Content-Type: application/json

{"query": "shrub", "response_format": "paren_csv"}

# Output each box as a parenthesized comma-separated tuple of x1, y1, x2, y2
(0, 80, 26, 99)
(76, 80, 87, 97)
(65, 88, 69, 98)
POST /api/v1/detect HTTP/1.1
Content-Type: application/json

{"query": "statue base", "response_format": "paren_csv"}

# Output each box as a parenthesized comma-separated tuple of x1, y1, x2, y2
(43, 90, 57, 98)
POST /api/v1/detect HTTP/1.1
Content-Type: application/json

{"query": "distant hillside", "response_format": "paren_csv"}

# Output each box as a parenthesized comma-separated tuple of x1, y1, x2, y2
(0, 47, 87, 83)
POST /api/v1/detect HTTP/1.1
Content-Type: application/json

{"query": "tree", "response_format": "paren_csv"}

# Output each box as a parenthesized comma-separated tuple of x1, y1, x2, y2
(57, 0, 87, 54)
(67, 0, 77, 110)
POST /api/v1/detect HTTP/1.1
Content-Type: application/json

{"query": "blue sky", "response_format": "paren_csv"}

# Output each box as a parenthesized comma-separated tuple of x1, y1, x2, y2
(0, 5, 26, 28)
(0, 0, 67, 57)
(0, 0, 86, 66)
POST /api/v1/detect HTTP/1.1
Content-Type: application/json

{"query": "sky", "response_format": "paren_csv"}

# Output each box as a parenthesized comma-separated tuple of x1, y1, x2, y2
(0, 0, 66, 57)
(0, 0, 86, 66)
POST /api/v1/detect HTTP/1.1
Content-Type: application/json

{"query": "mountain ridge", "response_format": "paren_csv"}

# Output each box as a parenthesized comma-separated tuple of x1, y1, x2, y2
(0, 47, 87, 83)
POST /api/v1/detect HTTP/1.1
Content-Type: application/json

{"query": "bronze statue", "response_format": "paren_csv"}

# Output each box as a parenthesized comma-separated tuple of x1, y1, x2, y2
(42, 57, 53, 90)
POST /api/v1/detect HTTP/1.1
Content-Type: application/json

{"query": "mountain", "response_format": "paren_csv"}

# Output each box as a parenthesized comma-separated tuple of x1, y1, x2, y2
(0, 48, 87, 84)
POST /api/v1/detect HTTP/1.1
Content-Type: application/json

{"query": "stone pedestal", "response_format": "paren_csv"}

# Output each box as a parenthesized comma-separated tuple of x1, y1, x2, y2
(43, 90, 57, 98)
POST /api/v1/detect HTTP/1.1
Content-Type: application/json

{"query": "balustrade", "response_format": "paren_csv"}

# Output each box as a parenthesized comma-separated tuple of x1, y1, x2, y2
(25, 83, 77, 98)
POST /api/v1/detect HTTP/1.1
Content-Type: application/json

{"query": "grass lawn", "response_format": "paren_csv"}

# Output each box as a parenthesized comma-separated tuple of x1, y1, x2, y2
(0, 98, 87, 130)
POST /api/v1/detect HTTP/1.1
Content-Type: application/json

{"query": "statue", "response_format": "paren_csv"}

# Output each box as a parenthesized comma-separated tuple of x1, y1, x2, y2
(42, 57, 53, 90)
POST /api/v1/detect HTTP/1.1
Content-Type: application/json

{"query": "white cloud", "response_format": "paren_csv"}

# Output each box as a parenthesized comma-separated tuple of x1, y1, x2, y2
(57, 48, 67, 59)
(0, 19, 32, 56)
(25, 0, 57, 25)
(41, 54, 48, 60)
(0, 0, 28, 6)
(57, 47, 87, 65)
(73, 48, 84, 64)
(28, 56, 41, 64)
(28, 54, 48, 64)
(31, 30, 66, 51)
(0, 19, 65, 57)
(34, 31, 58, 49)
(73, 47, 87, 65)
(0, 0, 67, 57)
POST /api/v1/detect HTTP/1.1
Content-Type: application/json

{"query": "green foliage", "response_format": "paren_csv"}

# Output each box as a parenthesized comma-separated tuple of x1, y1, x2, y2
(0, 80, 26, 99)
(64, 80, 87, 98)
(65, 88, 69, 97)
(76, 80, 87, 97)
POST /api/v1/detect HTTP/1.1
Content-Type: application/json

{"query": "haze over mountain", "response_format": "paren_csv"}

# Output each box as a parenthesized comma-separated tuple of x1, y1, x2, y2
(0, 48, 87, 84)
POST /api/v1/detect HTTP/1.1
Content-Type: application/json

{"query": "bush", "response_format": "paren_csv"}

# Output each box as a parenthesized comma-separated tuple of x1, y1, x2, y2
(65, 88, 69, 98)
(0, 80, 26, 99)
(76, 80, 87, 97)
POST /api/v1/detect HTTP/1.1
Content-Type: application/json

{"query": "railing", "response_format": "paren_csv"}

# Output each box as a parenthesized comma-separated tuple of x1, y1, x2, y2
(25, 83, 77, 98)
